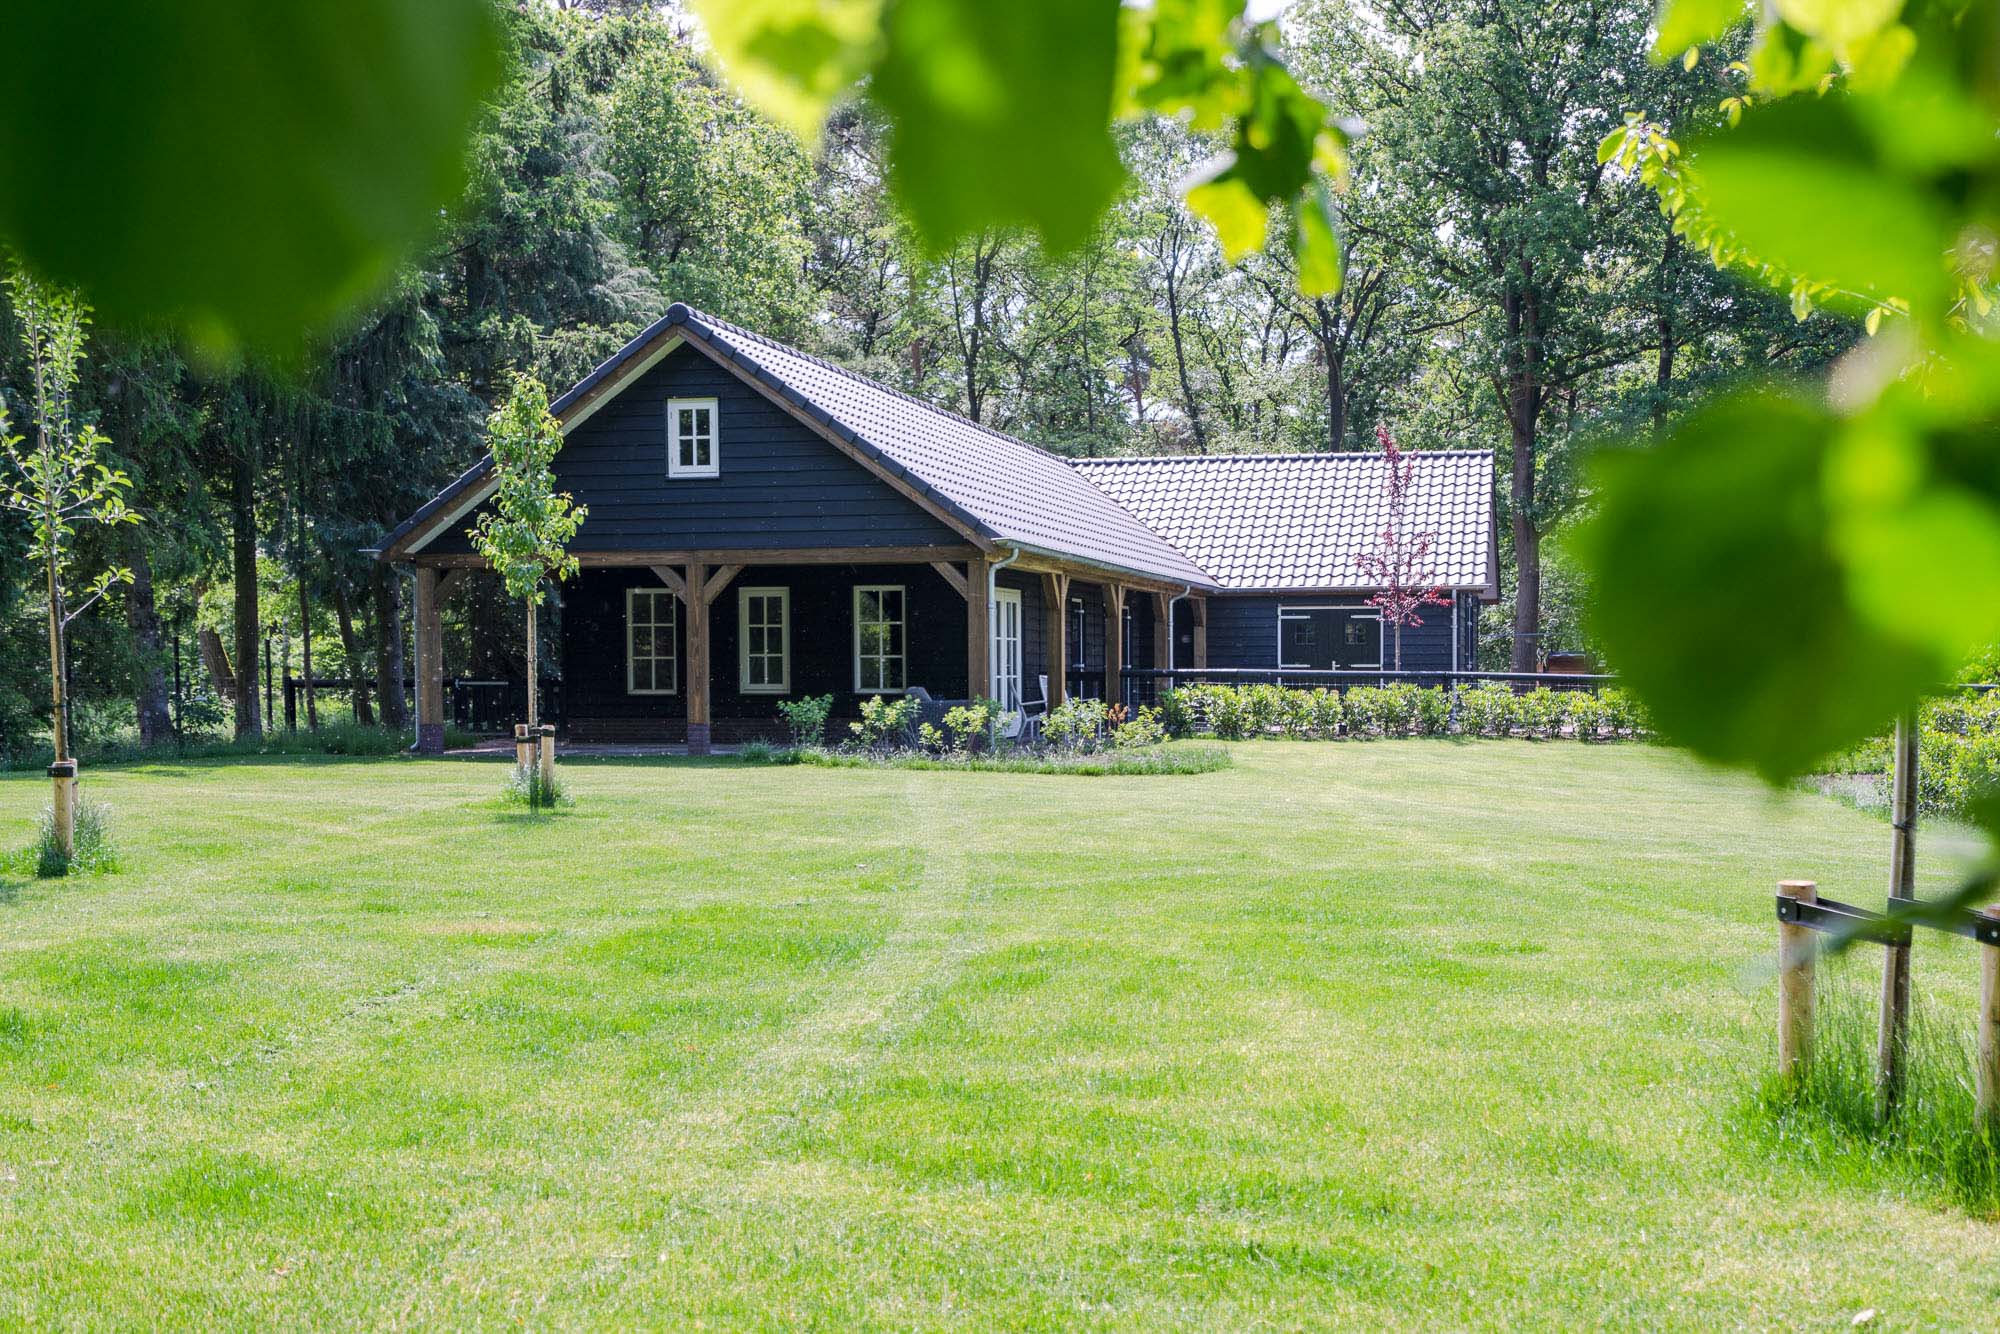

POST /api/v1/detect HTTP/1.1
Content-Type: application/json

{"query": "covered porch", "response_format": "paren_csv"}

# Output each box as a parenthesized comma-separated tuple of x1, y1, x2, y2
(407, 545, 1209, 755)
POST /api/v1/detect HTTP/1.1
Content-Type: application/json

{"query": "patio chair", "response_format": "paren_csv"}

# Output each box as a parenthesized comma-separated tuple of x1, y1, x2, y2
(1000, 675, 1049, 744)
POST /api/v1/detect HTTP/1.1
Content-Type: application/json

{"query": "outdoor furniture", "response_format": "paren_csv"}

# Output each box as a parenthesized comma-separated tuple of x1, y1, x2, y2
(1001, 674, 1049, 744)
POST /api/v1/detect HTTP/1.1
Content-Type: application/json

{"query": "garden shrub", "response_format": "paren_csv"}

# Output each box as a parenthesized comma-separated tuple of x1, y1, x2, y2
(776, 693, 834, 748)
(1596, 687, 1647, 737)
(1565, 690, 1607, 741)
(1512, 688, 1565, 739)
(1045, 697, 1110, 752)
(1306, 687, 1343, 738)
(849, 694, 917, 749)
(1410, 686, 1450, 737)
(1113, 705, 1168, 749)
(1457, 683, 1514, 737)
(943, 699, 997, 753)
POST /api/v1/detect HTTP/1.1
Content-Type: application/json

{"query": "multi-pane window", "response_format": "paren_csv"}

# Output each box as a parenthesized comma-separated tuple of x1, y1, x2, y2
(738, 586, 789, 693)
(666, 397, 718, 478)
(626, 588, 678, 694)
(853, 585, 906, 693)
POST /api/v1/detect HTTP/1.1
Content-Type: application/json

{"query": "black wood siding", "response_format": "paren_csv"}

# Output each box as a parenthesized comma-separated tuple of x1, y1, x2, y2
(427, 343, 960, 556)
(1202, 593, 1471, 674)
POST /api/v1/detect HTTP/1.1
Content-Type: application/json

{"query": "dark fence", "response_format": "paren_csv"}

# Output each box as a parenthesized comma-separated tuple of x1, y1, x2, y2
(279, 676, 562, 735)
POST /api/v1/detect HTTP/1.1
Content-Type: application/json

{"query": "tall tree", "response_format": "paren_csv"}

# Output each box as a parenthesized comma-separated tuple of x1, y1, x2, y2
(1293, 0, 1683, 666)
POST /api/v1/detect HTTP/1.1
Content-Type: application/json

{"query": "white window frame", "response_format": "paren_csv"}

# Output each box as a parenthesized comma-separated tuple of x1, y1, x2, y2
(626, 587, 680, 695)
(852, 584, 907, 694)
(992, 587, 1023, 709)
(738, 585, 790, 694)
(1278, 603, 1381, 671)
(666, 396, 719, 479)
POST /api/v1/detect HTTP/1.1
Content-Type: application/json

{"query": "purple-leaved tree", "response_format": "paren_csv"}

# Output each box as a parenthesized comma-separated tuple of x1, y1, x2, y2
(1352, 426, 1448, 672)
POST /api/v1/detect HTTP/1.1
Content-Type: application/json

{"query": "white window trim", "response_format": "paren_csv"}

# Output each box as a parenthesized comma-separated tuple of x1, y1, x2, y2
(666, 396, 720, 479)
(738, 585, 791, 695)
(626, 587, 679, 696)
(1277, 603, 1381, 671)
(852, 584, 907, 694)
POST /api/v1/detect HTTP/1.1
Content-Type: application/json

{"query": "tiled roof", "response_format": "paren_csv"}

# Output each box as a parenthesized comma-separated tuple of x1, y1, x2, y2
(1072, 451, 1496, 593)
(633, 305, 1217, 588)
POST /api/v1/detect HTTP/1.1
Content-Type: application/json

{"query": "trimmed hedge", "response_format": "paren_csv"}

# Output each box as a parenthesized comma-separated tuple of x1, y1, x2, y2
(1159, 682, 1649, 742)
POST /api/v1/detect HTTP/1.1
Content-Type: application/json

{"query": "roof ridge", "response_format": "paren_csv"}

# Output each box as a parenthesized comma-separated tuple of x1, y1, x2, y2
(1073, 449, 1495, 465)
(674, 302, 1080, 468)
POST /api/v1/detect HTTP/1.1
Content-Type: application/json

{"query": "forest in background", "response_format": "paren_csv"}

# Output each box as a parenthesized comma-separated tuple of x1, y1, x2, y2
(0, 0, 1861, 761)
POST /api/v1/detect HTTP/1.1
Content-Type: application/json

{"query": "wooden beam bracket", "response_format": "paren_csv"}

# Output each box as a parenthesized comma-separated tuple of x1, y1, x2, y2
(702, 563, 744, 605)
(931, 561, 970, 599)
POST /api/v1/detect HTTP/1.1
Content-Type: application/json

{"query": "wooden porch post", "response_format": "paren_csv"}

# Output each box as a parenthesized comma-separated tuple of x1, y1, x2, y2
(1152, 591, 1172, 684)
(1042, 571, 1069, 706)
(966, 556, 991, 699)
(413, 566, 445, 754)
(685, 560, 710, 755)
(1104, 583, 1126, 707)
(1191, 596, 1208, 670)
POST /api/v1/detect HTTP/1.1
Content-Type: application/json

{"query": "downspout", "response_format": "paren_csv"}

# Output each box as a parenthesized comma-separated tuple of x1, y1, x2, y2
(987, 546, 1022, 702)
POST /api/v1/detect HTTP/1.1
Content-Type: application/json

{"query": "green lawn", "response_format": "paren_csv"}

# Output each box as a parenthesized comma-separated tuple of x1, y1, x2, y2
(1, 743, 1995, 1328)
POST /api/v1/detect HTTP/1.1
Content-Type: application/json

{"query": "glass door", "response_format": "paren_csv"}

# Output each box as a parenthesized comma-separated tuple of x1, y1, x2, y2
(992, 588, 1023, 708)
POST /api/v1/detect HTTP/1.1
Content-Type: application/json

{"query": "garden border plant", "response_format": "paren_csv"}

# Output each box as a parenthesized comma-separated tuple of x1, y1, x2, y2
(1158, 682, 1651, 744)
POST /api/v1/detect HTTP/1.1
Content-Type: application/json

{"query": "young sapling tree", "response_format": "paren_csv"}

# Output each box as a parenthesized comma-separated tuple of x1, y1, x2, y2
(1351, 426, 1448, 673)
(468, 375, 584, 806)
(0, 265, 140, 864)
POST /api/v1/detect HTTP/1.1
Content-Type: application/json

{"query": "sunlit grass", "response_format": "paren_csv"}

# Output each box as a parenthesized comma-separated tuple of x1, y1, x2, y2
(0, 743, 1994, 1327)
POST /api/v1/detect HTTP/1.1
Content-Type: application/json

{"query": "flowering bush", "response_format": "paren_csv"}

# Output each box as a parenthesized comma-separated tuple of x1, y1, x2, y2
(1044, 696, 1111, 752)
(850, 694, 918, 749)
(943, 699, 997, 753)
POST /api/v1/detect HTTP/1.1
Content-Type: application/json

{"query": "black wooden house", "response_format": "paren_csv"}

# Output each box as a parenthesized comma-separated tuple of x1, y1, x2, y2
(376, 305, 1497, 752)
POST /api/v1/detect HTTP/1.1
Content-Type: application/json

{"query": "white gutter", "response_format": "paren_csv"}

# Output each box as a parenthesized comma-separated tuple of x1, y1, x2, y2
(987, 546, 1022, 702)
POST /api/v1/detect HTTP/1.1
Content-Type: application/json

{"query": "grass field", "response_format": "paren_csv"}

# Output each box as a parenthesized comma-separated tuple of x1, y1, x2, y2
(1, 742, 1995, 1328)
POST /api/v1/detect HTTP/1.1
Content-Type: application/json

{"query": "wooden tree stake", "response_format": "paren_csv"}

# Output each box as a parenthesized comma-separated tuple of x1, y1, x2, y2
(48, 759, 77, 864)
(538, 724, 555, 798)
(1877, 710, 1919, 1120)
(514, 723, 532, 777)
(1778, 879, 1818, 1081)
(1980, 907, 2000, 1133)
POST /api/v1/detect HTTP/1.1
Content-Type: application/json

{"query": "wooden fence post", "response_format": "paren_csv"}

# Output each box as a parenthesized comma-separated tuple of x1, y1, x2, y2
(1779, 879, 1818, 1080)
(1980, 906, 2000, 1133)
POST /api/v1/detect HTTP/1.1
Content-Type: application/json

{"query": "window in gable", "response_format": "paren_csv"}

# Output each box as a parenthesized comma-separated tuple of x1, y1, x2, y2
(666, 397, 719, 478)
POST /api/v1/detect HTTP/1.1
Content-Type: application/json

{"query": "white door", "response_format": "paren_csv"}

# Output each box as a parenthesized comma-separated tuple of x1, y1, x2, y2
(992, 588, 1023, 709)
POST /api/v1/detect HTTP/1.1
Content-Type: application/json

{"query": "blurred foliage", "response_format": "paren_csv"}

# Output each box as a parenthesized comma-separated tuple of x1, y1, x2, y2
(0, 0, 504, 357)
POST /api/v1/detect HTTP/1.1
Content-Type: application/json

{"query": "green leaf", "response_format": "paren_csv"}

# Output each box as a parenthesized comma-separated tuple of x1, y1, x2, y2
(1686, 94, 1950, 310)
(0, 0, 503, 356)
(1128, 0, 1247, 130)
(1652, 0, 1751, 60)
(1574, 390, 1941, 781)
(873, 0, 1125, 251)
(1186, 175, 1269, 262)
(692, 0, 882, 140)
